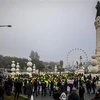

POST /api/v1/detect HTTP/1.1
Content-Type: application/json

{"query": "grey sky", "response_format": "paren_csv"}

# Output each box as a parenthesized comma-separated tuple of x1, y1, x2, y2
(0, 0, 98, 66)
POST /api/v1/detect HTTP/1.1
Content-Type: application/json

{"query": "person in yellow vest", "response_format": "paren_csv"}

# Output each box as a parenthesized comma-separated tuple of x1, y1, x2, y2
(81, 76, 84, 83)
(53, 79, 57, 90)
(45, 79, 48, 95)
(22, 79, 25, 94)
(27, 80, 29, 84)
(16, 76, 18, 80)
(53, 80, 56, 89)
(14, 76, 16, 81)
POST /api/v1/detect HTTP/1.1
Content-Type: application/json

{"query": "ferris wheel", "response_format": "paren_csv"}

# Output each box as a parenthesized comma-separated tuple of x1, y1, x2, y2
(66, 48, 88, 67)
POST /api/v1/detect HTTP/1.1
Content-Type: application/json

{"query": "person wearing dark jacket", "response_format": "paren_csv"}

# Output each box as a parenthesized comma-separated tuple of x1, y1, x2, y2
(24, 79, 27, 95)
(41, 80, 46, 96)
(49, 80, 54, 96)
(96, 76, 99, 84)
(0, 83, 4, 100)
(86, 79, 91, 94)
(33, 79, 38, 96)
(79, 84, 85, 100)
(7, 78, 12, 95)
(26, 80, 32, 100)
(68, 87, 79, 100)
(79, 78, 82, 87)
(64, 80, 68, 95)
(92, 77, 96, 94)
(14, 79, 22, 100)
(53, 87, 61, 100)
(4, 78, 12, 96)
(74, 77, 78, 89)
(57, 80, 61, 88)
(4, 79, 9, 95)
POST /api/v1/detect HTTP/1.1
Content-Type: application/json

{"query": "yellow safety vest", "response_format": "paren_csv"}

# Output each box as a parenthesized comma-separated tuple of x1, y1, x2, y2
(45, 80, 48, 87)
(14, 77, 16, 81)
(22, 82, 24, 86)
(81, 76, 84, 81)
(53, 82, 56, 88)
(27, 80, 29, 84)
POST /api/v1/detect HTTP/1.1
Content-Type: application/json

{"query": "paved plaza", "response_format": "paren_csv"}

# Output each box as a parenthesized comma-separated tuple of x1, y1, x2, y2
(33, 93, 95, 100)
(33, 89, 99, 100)
(32, 87, 100, 100)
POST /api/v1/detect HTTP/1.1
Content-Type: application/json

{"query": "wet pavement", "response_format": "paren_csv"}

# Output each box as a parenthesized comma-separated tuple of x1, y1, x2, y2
(33, 87, 100, 100)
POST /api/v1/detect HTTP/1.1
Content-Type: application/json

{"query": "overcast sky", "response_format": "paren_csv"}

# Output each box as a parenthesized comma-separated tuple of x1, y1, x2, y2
(0, 0, 98, 66)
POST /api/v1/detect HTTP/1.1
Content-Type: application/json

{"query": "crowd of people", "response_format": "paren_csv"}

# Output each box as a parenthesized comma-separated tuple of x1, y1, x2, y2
(0, 73, 100, 100)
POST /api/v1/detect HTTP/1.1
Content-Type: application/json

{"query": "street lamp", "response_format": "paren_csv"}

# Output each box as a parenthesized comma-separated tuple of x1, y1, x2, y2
(0, 25, 12, 27)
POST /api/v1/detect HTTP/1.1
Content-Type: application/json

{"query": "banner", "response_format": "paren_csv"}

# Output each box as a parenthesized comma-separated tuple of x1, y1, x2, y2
(67, 79, 74, 84)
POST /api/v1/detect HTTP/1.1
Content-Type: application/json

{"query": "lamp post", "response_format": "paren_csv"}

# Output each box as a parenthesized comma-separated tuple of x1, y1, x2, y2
(0, 25, 12, 27)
